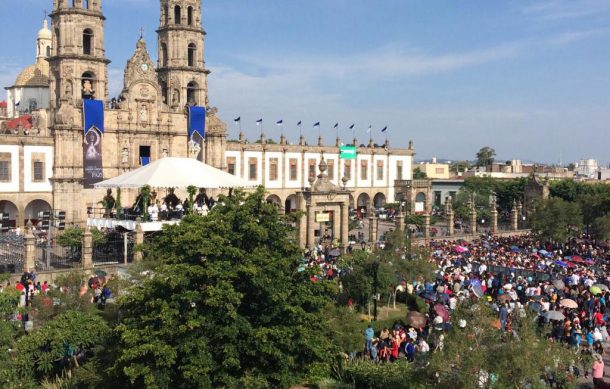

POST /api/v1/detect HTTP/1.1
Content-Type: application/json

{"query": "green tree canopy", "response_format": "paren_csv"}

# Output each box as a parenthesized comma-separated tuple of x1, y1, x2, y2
(475, 146, 496, 167)
(529, 197, 583, 242)
(114, 188, 338, 388)
(413, 167, 427, 179)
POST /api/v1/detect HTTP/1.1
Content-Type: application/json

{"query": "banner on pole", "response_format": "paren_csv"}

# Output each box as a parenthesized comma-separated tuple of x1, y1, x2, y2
(83, 99, 105, 188)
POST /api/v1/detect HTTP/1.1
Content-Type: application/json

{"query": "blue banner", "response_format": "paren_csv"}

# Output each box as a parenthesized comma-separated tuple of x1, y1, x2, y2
(83, 99, 104, 134)
(188, 106, 206, 138)
(83, 99, 104, 188)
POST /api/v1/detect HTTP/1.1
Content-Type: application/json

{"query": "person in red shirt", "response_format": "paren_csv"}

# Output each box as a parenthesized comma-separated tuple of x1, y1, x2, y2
(594, 311, 605, 327)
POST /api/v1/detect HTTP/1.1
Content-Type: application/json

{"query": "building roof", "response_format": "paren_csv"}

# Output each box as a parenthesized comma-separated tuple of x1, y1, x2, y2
(4, 115, 33, 130)
(12, 61, 49, 88)
(0, 101, 6, 108)
(38, 19, 51, 40)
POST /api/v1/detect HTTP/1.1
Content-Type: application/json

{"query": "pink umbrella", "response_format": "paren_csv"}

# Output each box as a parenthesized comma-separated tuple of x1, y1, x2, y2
(455, 245, 469, 253)
(434, 304, 450, 322)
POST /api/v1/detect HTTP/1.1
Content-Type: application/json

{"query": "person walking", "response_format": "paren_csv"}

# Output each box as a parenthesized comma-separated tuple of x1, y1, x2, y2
(592, 353, 605, 389)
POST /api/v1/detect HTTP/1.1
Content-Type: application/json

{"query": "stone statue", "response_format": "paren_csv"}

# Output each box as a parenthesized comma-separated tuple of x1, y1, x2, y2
(82, 80, 95, 99)
(139, 104, 149, 125)
(121, 146, 129, 164)
(162, 147, 169, 158)
(64, 81, 73, 98)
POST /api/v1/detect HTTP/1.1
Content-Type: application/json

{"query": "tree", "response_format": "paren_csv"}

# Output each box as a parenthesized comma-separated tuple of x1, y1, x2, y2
(529, 197, 583, 242)
(475, 146, 496, 167)
(114, 188, 338, 388)
(450, 160, 471, 174)
(592, 214, 610, 242)
(413, 167, 427, 179)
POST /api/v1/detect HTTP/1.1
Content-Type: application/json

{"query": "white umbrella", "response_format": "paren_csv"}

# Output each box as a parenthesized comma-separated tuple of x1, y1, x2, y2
(94, 157, 254, 189)
(559, 298, 578, 309)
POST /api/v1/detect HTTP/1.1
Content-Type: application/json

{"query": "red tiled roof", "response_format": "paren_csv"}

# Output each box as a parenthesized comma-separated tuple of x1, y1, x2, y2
(0, 101, 7, 108)
(4, 114, 32, 130)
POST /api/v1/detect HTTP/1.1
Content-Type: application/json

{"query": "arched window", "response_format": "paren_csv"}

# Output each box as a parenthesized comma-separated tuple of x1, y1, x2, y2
(186, 81, 198, 105)
(160, 42, 168, 67)
(54, 28, 60, 53)
(187, 43, 196, 67)
(164, 5, 169, 24)
(46, 46, 51, 57)
(83, 0, 89, 9)
(160, 81, 168, 104)
(83, 28, 93, 55)
(187, 6, 193, 25)
(174, 5, 181, 24)
(81, 72, 95, 99)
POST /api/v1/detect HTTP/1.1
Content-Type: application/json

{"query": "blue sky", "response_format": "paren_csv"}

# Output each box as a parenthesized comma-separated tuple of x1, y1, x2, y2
(1, 0, 610, 165)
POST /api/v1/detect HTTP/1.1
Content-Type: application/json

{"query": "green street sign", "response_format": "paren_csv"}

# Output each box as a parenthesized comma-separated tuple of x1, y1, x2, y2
(340, 145, 357, 160)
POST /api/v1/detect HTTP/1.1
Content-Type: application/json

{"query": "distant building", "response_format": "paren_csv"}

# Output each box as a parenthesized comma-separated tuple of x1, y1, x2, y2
(464, 159, 572, 179)
(413, 157, 451, 179)
(575, 159, 599, 178)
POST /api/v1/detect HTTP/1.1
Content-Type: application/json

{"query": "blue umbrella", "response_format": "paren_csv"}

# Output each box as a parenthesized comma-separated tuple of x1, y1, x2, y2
(420, 291, 437, 301)
(554, 260, 568, 267)
(510, 246, 521, 253)
(539, 250, 551, 257)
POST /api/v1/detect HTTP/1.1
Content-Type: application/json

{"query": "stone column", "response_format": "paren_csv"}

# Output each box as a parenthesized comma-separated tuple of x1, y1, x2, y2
(24, 227, 36, 273)
(517, 201, 523, 230)
(134, 223, 144, 262)
(395, 211, 404, 232)
(297, 194, 307, 249)
(510, 201, 519, 231)
(447, 210, 454, 237)
(469, 208, 477, 236)
(423, 213, 431, 239)
(307, 205, 316, 249)
(491, 207, 498, 235)
(340, 202, 349, 253)
(368, 212, 378, 244)
(82, 225, 93, 269)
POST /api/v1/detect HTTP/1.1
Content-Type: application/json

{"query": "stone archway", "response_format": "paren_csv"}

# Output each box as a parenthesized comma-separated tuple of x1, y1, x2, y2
(348, 194, 355, 208)
(24, 199, 52, 225)
(373, 192, 386, 208)
(415, 192, 427, 213)
(285, 194, 298, 213)
(0, 200, 18, 228)
(266, 194, 282, 205)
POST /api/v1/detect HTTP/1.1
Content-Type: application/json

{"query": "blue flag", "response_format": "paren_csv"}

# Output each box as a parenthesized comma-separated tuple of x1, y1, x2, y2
(83, 99, 105, 134)
(256, 118, 263, 125)
(276, 120, 283, 125)
(366, 125, 371, 133)
(313, 122, 320, 128)
(349, 124, 354, 130)
(234, 116, 241, 123)
(381, 126, 387, 132)
(334, 123, 339, 129)
(297, 120, 302, 126)
(188, 106, 206, 138)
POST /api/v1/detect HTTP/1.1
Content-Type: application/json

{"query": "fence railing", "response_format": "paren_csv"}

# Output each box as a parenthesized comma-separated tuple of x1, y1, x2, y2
(0, 238, 24, 274)
(93, 234, 134, 265)
(35, 244, 81, 272)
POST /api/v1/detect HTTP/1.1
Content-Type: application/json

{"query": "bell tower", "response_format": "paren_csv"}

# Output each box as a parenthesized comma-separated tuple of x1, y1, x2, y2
(48, 0, 110, 108)
(157, 0, 209, 110)
(48, 0, 110, 223)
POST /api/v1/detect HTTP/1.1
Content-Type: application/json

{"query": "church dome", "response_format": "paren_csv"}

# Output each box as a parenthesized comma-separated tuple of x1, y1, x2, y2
(14, 62, 49, 87)
(38, 19, 51, 40)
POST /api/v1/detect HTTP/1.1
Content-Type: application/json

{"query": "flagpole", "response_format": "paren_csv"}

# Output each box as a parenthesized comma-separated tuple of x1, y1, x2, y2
(298, 123, 302, 138)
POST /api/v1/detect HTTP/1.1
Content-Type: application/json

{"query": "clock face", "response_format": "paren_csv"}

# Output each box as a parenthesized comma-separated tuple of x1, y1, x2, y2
(140, 63, 149, 72)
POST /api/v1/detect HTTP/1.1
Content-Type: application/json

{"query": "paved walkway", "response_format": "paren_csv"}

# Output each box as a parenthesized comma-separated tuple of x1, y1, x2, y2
(577, 343, 610, 388)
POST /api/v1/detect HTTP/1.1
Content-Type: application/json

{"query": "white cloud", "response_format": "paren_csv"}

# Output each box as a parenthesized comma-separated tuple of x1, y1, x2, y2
(521, 0, 610, 20)
(550, 28, 610, 45)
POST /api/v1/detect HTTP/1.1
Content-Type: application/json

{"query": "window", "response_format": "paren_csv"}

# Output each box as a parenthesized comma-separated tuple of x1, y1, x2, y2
(32, 156, 45, 182)
(308, 159, 316, 179)
(377, 161, 384, 180)
(160, 43, 168, 67)
(174, 5, 181, 24)
(396, 161, 403, 180)
(344, 160, 351, 180)
(435, 167, 445, 175)
(160, 80, 168, 103)
(139, 145, 151, 166)
(83, 28, 93, 55)
(54, 28, 60, 53)
(269, 158, 278, 181)
(434, 191, 442, 207)
(360, 160, 368, 180)
(46, 45, 51, 57)
(187, 6, 193, 25)
(81, 72, 95, 99)
(227, 157, 236, 175)
(327, 159, 334, 180)
(187, 43, 196, 67)
(164, 5, 169, 24)
(186, 81, 197, 105)
(248, 158, 257, 180)
(289, 158, 298, 180)
(0, 153, 11, 182)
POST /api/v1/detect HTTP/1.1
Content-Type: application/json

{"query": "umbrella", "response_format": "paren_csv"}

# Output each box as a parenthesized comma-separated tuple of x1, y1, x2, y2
(94, 269, 107, 277)
(590, 286, 603, 295)
(455, 245, 469, 253)
(552, 279, 565, 289)
(438, 293, 450, 303)
(420, 291, 437, 301)
(528, 301, 543, 312)
(532, 253, 540, 259)
(328, 249, 341, 257)
(539, 250, 551, 257)
(472, 284, 484, 298)
(571, 255, 584, 263)
(594, 284, 609, 291)
(406, 311, 427, 329)
(559, 298, 578, 309)
(545, 311, 565, 321)
(434, 304, 450, 322)
(554, 260, 568, 267)
(510, 246, 521, 253)
(503, 283, 513, 290)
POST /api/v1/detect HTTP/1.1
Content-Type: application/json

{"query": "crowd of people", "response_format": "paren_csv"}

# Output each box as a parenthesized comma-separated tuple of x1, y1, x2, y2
(352, 233, 610, 387)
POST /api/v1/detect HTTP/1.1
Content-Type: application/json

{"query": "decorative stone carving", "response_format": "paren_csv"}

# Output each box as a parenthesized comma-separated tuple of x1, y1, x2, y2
(55, 98, 75, 125)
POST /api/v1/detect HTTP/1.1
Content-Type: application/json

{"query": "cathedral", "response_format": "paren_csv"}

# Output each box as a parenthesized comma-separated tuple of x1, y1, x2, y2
(0, 0, 413, 228)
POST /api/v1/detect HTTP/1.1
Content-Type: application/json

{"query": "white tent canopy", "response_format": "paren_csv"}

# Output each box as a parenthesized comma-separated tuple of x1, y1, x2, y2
(94, 157, 253, 189)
